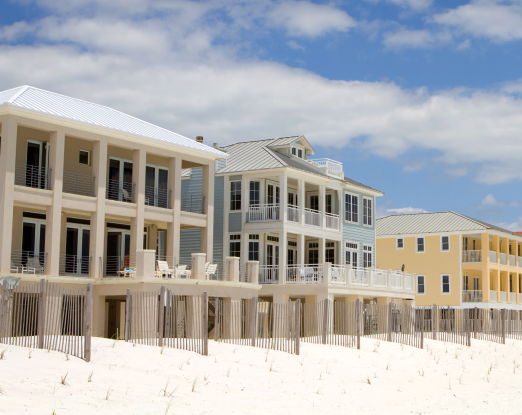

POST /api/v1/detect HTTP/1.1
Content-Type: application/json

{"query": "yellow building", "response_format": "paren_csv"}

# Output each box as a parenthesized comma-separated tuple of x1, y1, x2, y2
(376, 212, 522, 309)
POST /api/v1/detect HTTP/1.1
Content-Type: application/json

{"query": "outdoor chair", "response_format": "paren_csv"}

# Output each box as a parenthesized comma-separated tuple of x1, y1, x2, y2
(25, 257, 43, 274)
(118, 267, 136, 278)
(10, 260, 20, 274)
(121, 188, 132, 202)
(206, 263, 218, 280)
(156, 260, 174, 278)
(175, 265, 190, 278)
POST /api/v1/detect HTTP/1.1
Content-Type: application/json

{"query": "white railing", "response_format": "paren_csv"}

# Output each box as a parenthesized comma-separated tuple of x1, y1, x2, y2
(490, 290, 497, 303)
(325, 212, 339, 231)
(351, 267, 370, 286)
(500, 253, 507, 265)
(330, 265, 346, 285)
(287, 205, 300, 222)
(390, 271, 402, 289)
(307, 158, 344, 179)
(404, 273, 412, 291)
(372, 269, 387, 288)
(462, 250, 482, 263)
(304, 208, 321, 227)
(286, 265, 324, 284)
(511, 293, 517, 304)
(259, 265, 279, 284)
(249, 204, 280, 222)
(462, 290, 482, 302)
(510, 255, 516, 267)
(500, 291, 507, 303)
(489, 251, 497, 264)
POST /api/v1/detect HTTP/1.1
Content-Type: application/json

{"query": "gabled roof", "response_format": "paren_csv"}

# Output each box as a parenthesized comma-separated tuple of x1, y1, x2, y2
(0, 86, 226, 159)
(217, 137, 383, 194)
(268, 135, 315, 155)
(376, 211, 521, 238)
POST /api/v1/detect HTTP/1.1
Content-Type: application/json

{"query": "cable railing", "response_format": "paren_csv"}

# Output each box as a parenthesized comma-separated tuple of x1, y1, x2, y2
(325, 212, 339, 230)
(490, 290, 497, 303)
(102, 255, 136, 277)
(106, 179, 134, 202)
(62, 171, 95, 197)
(285, 265, 324, 284)
(511, 293, 517, 304)
(462, 250, 482, 263)
(180, 195, 205, 214)
(500, 291, 507, 303)
(10, 251, 47, 274)
(304, 208, 321, 227)
(14, 163, 51, 190)
(58, 254, 90, 276)
(510, 254, 516, 267)
(287, 205, 300, 222)
(248, 204, 280, 222)
(145, 186, 170, 209)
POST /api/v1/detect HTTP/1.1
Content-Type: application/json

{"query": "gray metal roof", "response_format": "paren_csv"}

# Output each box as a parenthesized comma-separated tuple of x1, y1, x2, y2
(269, 136, 302, 146)
(217, 138, 383, 194)
(376, 211, 521, 237)
(0, 86, 226, 158)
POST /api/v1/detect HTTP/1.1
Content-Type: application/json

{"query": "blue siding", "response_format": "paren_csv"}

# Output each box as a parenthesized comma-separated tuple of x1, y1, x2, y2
(179, 168, 203, 264)
(213, 176, 225, 266)
(181, 167, 202, 197)
(229, 213, 242, 232)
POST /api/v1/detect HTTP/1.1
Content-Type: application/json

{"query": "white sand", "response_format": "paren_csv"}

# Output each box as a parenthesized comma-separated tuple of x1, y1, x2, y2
(1, 337, 521, 414)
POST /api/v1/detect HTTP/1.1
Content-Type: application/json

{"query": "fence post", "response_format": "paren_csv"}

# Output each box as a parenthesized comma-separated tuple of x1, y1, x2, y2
(158, 286, 165, 347)
(214, 298, 220, 342)
(37, 279, 46, 349)
(295, 299, 301, 355)
(356, 298, 361, 350)
(84, 283, 92, 362)
(474, 307, 478, 339)
(387, 302, 392, 342)
(420, 308, 424, 349)
(322, 299, 328, 345)
(251, 297, 257, 347)
(432, 304, 437, 341)
(501, 308, 506, 345)
(466, 309, 471, 347)
(125, 289, 131, 341)
(202, 292, 208, 356)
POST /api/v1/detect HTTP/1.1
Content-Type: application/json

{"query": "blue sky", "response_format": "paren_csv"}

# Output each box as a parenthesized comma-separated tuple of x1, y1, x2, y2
(2, 0, 522, 228)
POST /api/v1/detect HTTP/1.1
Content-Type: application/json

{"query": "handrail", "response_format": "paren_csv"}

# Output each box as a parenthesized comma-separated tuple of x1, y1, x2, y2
(304, 207, 321, 227)
(462, 250, 482, 263)
(248, 204, 280, 222)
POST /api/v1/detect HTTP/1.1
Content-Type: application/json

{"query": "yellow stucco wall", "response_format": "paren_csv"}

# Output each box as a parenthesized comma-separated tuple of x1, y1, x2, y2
(377, 234, 461, 307)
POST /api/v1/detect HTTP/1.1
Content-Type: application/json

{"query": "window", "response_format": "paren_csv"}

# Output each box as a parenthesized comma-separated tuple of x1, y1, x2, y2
(363, 245, 373, 268)
(417, 237, 425, 253)
(248, 234, 259, 261)
(267, 235, 279, 242)
(288, 241, 297, 247)
(291, 147, 296, 156)
(363, 197, 372, 226)
(229, 234, 241, 258)
(397, 238, 404, 249)
(249, 181, 260, 206)
(463, 275, 469, 291)
(325, 194, 332, 214)
(441, 236, 450, 251)
(417, 275, 425, 294)
(344, 193, 358, 223)
(473, 239, 476, 251)
(441, 274, 450, 294)
(345, 242, 358, 267)
(473, 277, 479, 291)
(298, 149, 303, 158)
(230, 181, 241, 210)
(310, 195, 319, 211)
(463, 237, 468, 251)
(79, 150, 90, 165)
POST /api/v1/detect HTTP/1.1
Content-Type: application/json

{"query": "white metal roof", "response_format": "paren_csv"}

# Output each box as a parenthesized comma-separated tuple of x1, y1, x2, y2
(376, 211, 520, 237)
(0, 86, 226, 159)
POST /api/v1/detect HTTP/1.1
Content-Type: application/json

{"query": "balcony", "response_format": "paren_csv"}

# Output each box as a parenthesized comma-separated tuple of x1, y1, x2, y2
(145, 186, 170, 209)
(511, 293, 517, 304)
(510, 255, 516, 267)
(59, 254, 90, 276)
(248, 204, 280, 222)
(325, 212, 339, 231)
(307, 158, 344, 179)
(462, 290, 482, 302)
(304, 208, 321, 227)
(259, 265, 279, 284)
(490, 290, 497, 302)
(181, 195, 205, 214)
(500, 291, 507, 303)
(489, 251, 497, 264)
(286, 265, 324, 284)
(500, 253, 507, 266)
(10, 251, 46, 274)
(462, 250, 482, 263)
(287, 205, 300, 222)
(63, 171, 94, 197)
(106, 179, 134, 203)
(15, 163, 50, 190)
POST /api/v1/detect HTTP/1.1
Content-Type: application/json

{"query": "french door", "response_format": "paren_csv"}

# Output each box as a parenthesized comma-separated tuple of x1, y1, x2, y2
(105, 229, 131, 275)
(65, 225, 90, 276)
(267, 183, 280, 220)
(21, 219, 46, 269)
(266, 243, 279, 282)
(145, 165, 169, 208)
(25, 140, 49, 189)
(108, 158, 133, 201)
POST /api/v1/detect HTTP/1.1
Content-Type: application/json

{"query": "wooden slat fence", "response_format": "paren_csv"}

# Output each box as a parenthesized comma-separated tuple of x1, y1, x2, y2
(0, 279, 92, 361)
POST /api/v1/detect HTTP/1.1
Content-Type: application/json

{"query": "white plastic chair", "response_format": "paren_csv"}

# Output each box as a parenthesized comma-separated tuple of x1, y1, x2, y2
(10, 261, 19, 274)
(121, 188, 132, 202)
(206, 264, 218, 280)
(25, 257, 42, 274)
(156, 260, 173, 278)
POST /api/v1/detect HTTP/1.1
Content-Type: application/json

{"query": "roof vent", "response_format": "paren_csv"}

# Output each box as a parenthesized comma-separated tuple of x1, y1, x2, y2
(196, 136, 203, 143)
(213, 143, 219, 149)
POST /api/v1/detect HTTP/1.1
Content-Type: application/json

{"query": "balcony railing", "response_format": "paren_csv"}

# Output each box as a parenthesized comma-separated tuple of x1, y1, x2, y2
(307, 158, 343, 179)
(500, 253, 507, 266)
(325, 212, 339, 231)
(462, 290, 482, 302)
(106, 179, 134, 202)
(490, 290, 497, 302)
(15, 163, 50, 190)
(351, 268, 370, 286)
(248, 204, 279, 222)
(489, 251, 497, 264)
(10, 251, 46, 274)
(179, 195, 204, 214)
(102, 255, 136, 277)
(304, 208, 321, 227)
(462, 250, 482, 263)
(390, 271, 403, 289)
(371, 269, 387, 288)
(510, 254, 516, 267)
(511, 293, 517, 304)
(286, 265, 324, 284)
(59, 254, 90, 276)
(287, 205, 300, 222)
(145, 186, 170, 209)
(259, 265, 279, 284)
(331, 265, 347, 285)
(63, 171, 94, 197)
(500, 291, 507, 303)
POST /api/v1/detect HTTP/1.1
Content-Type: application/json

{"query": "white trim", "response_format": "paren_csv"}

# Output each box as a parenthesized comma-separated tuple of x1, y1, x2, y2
(441, 274, 451, 295)
(440, 235, 450, 252)
(344, 191, 359, 224)
(362, 196, 373, 228)
(416, 237, 425, 253)
(229, 179, 242, 211)
(417, 275, 426, 295)
(396, 237, 404, 250)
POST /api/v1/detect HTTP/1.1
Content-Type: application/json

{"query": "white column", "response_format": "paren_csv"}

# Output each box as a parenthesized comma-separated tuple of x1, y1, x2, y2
(167, 155, 182, 265)
(337, 189, 343, 220)
(201, 161, 215, 262)
(319, 237, 325, 264)
(279, 172, 287, 223)
(279, 230, 287, 284)
(241, 232, 249, 269)
(241, 175, 248, 223)
(297, 233, 305, 266)
(45, 130, 65, 275)
(0, 117, 17, 274)
(319, 184, 326, 229)
(90, 140, 107, 278)
(226, 256, 240, 282)
(192, 252, 206, 280)
(130, 148, 146, 257)
(299, 179, 305, 225)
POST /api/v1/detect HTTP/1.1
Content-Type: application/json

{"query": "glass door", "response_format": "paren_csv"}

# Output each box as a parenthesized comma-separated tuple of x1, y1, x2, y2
(145, 165, 169, 208)
(108, 158, 133, 201)
(21, 219, 46, 271)
(105, 230, 131, 276)
(26, 140, 48, 189)
(309, 195, 319, 211)
(65, 225, 90, 276)
(267, 184, 280, 220)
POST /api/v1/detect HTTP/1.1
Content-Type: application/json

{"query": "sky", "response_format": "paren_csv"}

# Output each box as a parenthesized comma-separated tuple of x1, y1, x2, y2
(1, 0, 522, 229)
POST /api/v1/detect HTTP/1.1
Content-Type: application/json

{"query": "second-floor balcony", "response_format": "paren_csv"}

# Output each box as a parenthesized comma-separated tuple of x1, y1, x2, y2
(462, 290, 482, 302)
(248, 204, 339, 230)
(15, 163, 50, 190)
(462, 250, 482, 263)
(106, 179, 134, 203)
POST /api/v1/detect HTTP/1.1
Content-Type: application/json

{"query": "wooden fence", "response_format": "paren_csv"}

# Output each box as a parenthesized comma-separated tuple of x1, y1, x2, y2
(0, 279, 92, 361)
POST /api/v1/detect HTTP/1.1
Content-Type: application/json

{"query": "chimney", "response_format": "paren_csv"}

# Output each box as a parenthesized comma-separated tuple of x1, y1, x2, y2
(196, 136, 203, 143)
(213, 143, 219, 149)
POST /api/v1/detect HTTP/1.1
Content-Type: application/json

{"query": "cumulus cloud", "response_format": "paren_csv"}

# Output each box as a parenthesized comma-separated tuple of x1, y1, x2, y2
(383, 28, 451, 48)
(376, 205, 429, 219)
(365, 0, 432, 11)
(479, 194, 520, 208)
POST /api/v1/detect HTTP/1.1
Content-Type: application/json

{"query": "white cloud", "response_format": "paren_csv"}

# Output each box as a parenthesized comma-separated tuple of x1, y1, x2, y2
(383, 28, 451, 48)
(287, 40, 305, 51)
(479, 194, 520, 208)
(377, 205, 429, 218)
(364, 0, 432, 11)
(433, 1, 522, 42)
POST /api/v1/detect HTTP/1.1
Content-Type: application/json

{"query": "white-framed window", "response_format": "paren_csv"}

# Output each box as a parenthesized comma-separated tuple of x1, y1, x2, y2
(229, 234, 241, 258)
(463, 275, 469, 291)
(248, 234, 259, 261)
(344, 193, 358, 223)
(441, 274, 450, 294)
(345, 242, 358, 267)
(325, 193, 333, 214)
(417, 275, 425, 295)
(441, 235, 450, 251)
(363, 197, 372, 226)
(249, 181, 260, 206)
(288, 241, 297, 247)
(291, 147, 296, 156)
(267, 235, 279, 242)
(363, 245, 373, 268)
(473, 277, 479, 291)
(463, 237, 468, 251)
(416, 237, 425, 253)
(396, 237, 404, 249)
(298, 149, 303, 158)
(230, 181, 241, 210)
(79, 150, 90, 165)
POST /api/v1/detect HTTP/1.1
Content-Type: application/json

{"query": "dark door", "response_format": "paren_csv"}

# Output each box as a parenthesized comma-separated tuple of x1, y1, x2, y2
(106, 232, 121, 275)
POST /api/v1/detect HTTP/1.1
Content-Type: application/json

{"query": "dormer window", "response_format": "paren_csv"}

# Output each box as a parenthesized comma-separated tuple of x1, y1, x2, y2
(291, 147, 296, 156)
(298, 149, 303, 158)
